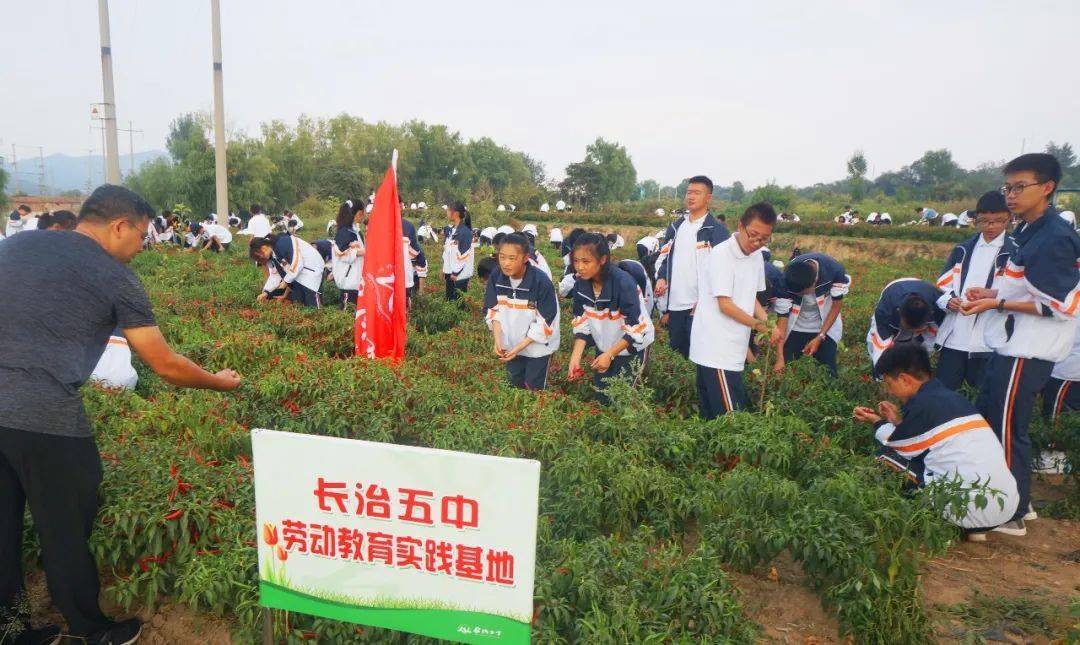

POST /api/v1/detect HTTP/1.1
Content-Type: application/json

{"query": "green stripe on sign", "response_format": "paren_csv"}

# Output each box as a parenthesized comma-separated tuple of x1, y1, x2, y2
(259, 581, 530, 644)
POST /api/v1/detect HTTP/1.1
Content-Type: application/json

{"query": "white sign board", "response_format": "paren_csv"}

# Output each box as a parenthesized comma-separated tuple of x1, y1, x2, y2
(252, 429, 540, 644)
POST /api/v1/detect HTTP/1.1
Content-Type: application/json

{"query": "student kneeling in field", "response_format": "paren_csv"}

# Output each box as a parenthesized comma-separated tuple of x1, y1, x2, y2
(483, 233, 560, 390)
(689, 202, 775, 419)
(853, 343, 1019, 540)
(250, 233, 326, 308)
(867, 278, 944, 376)
(89, 329, 138, 390)
(568, 233, 655, 403)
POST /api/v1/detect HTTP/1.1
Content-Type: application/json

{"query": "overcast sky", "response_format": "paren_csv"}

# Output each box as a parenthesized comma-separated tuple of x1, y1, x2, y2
(2, 0, 1078, 187)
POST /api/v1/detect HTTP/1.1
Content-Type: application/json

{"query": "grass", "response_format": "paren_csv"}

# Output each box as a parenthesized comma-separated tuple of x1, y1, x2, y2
(935, 590, 1071, 640)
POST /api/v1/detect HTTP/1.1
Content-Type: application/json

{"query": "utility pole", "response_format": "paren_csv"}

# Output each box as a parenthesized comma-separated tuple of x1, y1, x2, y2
(38, 147, 46, 195)
(125, 121, 143, 178)
(97, 0, 121, 184)
(10, 145, 17, 194)
(211, 0, 229, 219)
(87, 149, 93, 193)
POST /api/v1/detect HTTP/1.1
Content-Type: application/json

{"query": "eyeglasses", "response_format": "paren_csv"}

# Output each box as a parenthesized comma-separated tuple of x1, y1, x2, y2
(1000, 181, 1047, 196)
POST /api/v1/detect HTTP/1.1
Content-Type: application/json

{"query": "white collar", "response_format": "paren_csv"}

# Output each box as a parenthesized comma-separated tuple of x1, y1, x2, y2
(977, 231, 1005, 249)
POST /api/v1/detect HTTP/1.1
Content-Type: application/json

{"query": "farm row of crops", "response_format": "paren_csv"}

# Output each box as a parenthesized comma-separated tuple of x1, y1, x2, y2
(28, 224, 1077, 643)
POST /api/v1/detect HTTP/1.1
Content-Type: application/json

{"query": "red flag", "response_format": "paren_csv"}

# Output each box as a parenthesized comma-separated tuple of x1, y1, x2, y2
(356, 154, 407, 361)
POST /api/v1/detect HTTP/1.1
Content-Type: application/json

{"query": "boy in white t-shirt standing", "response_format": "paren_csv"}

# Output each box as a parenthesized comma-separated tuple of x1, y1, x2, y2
(689, 202, 777, 419)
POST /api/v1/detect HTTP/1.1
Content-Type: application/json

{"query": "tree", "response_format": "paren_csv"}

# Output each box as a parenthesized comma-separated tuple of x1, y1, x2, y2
(750, 182, 796, 211)
(637, 179, 660, 200)
(583, 138, 637, 204)
(1046, 141, 1077, 169)
(560, 161, 602, 210)
(846, 151, 868, 200)
(0, 164, 8, 210)
(730, 180, 745, 202)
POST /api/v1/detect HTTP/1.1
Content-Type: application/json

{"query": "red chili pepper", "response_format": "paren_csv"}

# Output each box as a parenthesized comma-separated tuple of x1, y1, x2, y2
(164, 509, 184, 521)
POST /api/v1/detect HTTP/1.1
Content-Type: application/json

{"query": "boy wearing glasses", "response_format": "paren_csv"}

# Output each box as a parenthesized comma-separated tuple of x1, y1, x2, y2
(934, 191, 1016, 392)
(689, 203, 776, 419)
(960, 153, 1080, 536)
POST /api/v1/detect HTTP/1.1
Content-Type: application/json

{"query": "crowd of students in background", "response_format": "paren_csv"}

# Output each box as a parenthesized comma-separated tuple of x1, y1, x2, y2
(8, 152, 1074, 542)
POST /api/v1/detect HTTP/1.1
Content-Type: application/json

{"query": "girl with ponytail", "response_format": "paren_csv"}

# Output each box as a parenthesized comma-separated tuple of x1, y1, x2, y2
(442, 201, 474, 300)
(331, 199, 366, 309)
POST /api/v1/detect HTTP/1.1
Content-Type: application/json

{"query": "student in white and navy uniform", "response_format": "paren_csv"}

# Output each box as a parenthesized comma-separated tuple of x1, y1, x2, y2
(568, 233, 655, 404)
(479, 226, 498, 246)
(89, 330, 139, 390)
(239, 203, 272, 238)
(934, 192, 1014, 391)
(957, 210, 972, 228)
(690, 203, 776, 419)
(1043, 326, 1080, 422)
(557, 228, 588, 298)
(442, 202, 474, 301)
(549, 226, 563, 250)
(402, 216, 426, 302)
(195, 221, 234, 252)
(636, 234, 659, 264)
(961, 155, 1080, 535)
(496, 224, 515, 237)
(853, 343, 1018, 538)
(617, 258, 654, 316)
(941, 212, 959, 227)
(417, 220, 439, 244)
(654, 176, 731, 359)
(483, 233, 560, 390)
(866, 278, 944, 375)
(772, 252, 851, 376)
(249, 233, 326, 308)
(228, 213, 241, 229)
(331, 200, 365, 309)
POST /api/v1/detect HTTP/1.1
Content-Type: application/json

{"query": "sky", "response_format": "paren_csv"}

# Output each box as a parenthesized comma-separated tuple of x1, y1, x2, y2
(1, 0, 1079, 188)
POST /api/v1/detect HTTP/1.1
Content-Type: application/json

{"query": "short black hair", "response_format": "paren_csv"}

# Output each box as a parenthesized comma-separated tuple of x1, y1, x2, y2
(876, 342, 932, 380)
(17, 204, 31, 213)
(477, 256, 498, 281)
(741, 201, 778, 227)
(49, 210, 77, 230)
(36, 213, 53, 229)
(250, 203, 263, 214)
(784, 260, 816, 293)
(499, 232, 530, 255)
(77, 184, 154, 224)
(687, 175, 713, 194)
(975, 191, 1008, 214)
(899, 294, 932, 329)
(492, 232, 506, 247)
(1004, 153, 1062, 194)
(605, 232, 618, 244)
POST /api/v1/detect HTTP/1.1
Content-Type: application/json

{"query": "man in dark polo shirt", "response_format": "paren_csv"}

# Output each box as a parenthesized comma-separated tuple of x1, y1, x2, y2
(0, 185, 242, 645)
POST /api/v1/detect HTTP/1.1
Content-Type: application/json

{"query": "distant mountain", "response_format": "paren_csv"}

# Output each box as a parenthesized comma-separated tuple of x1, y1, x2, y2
(1, 150, 168, 195)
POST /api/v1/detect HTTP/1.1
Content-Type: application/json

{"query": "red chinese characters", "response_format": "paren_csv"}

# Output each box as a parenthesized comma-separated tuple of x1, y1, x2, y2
(311, 478, 479, 530)
(271, 518, 516, 586)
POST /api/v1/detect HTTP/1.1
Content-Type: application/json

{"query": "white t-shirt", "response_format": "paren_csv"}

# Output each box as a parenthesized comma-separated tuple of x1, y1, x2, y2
(667, 215, 706, 311)
(496, 225, 515, 236)
(791, 294, 823, 333)
(242, 214, 272, 237)
(942, 233, 1003, 353)
(202, 223, 233, 245)
(481, 226, 498, 240)
(689, 236, 766, 372)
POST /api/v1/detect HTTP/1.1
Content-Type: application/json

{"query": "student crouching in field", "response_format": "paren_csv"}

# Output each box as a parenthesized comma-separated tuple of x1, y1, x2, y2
(568, 233, 655, 403)
(853, 343, 1018, 541)
(331, 199, 366, 310)
(442, 201, 474, 301)
(483, 233, 560, 390)
(866, 278, 944, 376)
(772, 252, 851, 377)
(250, 233, 326, 308)
(689, 203, 776, 419)
(934, 192, 1014, 391)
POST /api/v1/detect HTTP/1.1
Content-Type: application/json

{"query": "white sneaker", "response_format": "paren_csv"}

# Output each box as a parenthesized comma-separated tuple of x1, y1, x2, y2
(1023, 504, 1038, 522)
(992, 519, 1026, 536)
